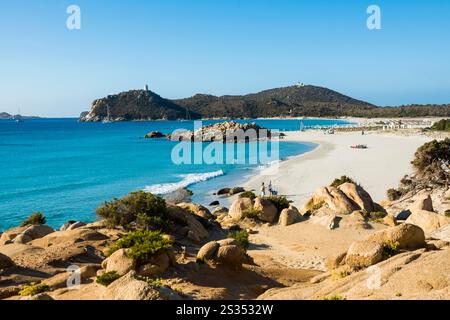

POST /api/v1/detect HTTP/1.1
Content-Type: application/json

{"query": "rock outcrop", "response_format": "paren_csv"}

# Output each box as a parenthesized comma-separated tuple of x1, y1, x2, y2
(168, 121, 272, 143)
(144, 131, 166, 139)
(367, 224, 426, 250)
(278, 206, 302, 226)
(196, 239, 245, 269)
(228, 198, 253, 220)
(345, 240, 384, 268)
(253, 197, 278, 223)
(405, 210, 450, 235)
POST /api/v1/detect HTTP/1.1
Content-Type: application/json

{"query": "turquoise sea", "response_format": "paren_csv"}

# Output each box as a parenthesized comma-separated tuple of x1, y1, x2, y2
(0, 118, 350, 230)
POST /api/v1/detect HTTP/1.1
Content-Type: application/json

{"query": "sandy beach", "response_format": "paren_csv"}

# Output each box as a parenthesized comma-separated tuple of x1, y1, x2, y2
(235, 129, 437, 271)
(243, 130, 432, 207)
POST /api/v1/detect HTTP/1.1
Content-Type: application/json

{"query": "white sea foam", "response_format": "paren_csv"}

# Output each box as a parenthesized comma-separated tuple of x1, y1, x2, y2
(143, 170, 224, 195)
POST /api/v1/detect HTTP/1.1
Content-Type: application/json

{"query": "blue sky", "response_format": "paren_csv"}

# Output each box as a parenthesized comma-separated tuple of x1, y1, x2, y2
(1, 0, 450, 117)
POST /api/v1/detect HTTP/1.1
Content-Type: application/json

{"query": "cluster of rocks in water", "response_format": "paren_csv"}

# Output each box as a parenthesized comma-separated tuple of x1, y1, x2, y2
(144, 121, 274, 143)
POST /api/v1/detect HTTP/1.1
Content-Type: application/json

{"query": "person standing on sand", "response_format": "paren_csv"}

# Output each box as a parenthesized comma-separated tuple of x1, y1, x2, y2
(268, 181, 273, 196)
(261, 182, 266, 197)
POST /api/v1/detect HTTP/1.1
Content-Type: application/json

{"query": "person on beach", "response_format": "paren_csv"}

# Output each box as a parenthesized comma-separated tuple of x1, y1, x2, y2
(261, 182, 266, 197)
(268, 181, 273, 196)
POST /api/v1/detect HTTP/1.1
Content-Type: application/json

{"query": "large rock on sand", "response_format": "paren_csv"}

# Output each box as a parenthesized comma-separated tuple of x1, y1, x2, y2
(177, 203, 213, 220)
(301, 186, 357, 215)
(197, 241, 220, 261)
(103, 271, 164, 300)
(0, 226, 28, 245)
(138, 252, 170, 276)
(430, 224, 450, 242)
(166, 205, 209, 241)
(229, 198, 253, 220)
(103, 249, 135, 276)
(253, 197, 278, 223)
(367, 223, 425, 250)
(338, 183, 375, 213)
(196, 239, 245, 269)
(22, 225, 55, 240)
(12, 233, 33, 244)
(345, 240, 384, 268)
(406, 210, 450, 235)
(216, 245, 245, 270)
(279, 206, 302, 226)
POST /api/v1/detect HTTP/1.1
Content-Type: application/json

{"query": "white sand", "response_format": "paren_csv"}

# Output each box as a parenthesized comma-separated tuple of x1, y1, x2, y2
(244, 130, 432, 207)
(241, 130, 433, 270)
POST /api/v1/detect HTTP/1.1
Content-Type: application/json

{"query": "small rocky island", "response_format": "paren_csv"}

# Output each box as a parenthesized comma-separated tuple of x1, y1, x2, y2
(144, 121, 273, 143)
(167, 121, 272, 143)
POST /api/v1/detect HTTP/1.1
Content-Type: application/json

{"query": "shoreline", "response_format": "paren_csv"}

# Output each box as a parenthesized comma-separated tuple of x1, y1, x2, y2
(236, 129, 433, 208)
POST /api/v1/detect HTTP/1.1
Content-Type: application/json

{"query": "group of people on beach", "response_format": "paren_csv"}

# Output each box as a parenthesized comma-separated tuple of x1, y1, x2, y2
(260, 181, 276, 197)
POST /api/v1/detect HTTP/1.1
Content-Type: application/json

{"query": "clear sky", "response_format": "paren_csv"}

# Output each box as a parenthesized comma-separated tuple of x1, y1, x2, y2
(1, 0, 450, 117)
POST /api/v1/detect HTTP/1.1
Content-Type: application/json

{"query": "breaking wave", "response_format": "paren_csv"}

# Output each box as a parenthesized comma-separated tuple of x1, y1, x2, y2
(143, 170, 224, 195)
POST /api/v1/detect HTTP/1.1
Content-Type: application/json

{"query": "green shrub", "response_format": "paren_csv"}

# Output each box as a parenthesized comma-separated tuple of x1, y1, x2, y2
(136, 213, 174, 231)
(331, 270, 350, 281)
(241, 208, 262, 220)
(445, 210, 450, 218)
(136, 275, 163, 287)
(239, 191, 256, 201)
(96, 191, 169, 230)
(227, 230, 249, 252)
(19, 282, 50, 296)
(96, 271, 121, 286)
(330, 176, 355, 188)
(312, 201, 325, 211)
(20, 212, 46, 227)
(387, 188, 402, 201)
(267, 195, 290, 213)
(383, 241, 400, 259)
(412, 138, 450, 173)
(430, 119, 450, 132)
(322, 295, 346, 300)
(369, 211, 387, 220)
(107, 230, 173, 264)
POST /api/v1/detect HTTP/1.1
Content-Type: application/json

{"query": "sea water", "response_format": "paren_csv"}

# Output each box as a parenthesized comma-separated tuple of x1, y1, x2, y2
(0, 118, 350, 230)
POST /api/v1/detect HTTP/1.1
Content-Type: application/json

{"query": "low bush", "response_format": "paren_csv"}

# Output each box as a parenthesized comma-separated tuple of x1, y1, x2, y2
(107, 230, 173, 265)
(227, 230, 249, 252)
(19, 282, 50, 296)
(387, 188, 402, 201)
(239, 191, 256, 201)
(20, 212, 46, 227)
(96, 191, 170, 230)
(241, 208, 262, 220)
(267, 195, 290, 213)
(430, 119, 450, 132)
(383, 241, 400, 259)
(330, 176, 355, 188)
(322, 295, 346, 300)
(312, 201, 325, 211)
(136, 275, 163, 287)
(369, 211, 387, 220)
(96, 271, 121, 286)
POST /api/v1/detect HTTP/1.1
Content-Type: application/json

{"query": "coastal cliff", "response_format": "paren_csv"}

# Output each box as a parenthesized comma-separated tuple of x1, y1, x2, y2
(79, 85, 450, 122)
(80, 90, 201, 122)
(79, 85, 376, 122)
